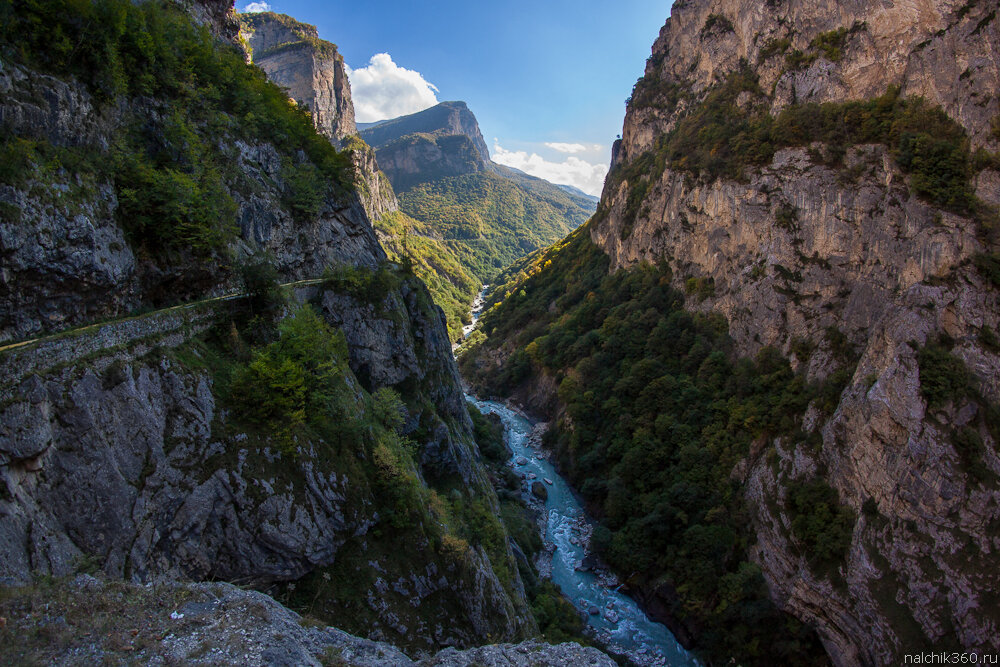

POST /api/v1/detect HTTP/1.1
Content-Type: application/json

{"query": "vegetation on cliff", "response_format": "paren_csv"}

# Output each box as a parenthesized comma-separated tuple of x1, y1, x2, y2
(462, 226, 845, 665)
(612, 72, 995, 240)
(0, 0, 353, 258)
(162, 270, 534, 651)
(374, 211, 480, 340)
(239, 11, 342, 60)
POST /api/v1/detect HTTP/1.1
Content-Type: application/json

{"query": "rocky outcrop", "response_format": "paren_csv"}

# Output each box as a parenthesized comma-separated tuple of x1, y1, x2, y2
(240, 12, 356, 144)
(593, 144, 982, 360)
(0, 272, 532, 649)
(360, 102, 494, 192)
(592, 0, 1000, 664)
(617, 0, 999, 163)
(181, 0, 240, 42)
(347, 136, 401, 223)
(0, 576, 613, 666)
(236, 13, 401, 225)
(361, 101, 491, 164)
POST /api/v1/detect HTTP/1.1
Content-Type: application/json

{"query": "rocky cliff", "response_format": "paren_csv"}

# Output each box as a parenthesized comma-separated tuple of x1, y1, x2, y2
(240, 12, 356, 144)
(0, 0, 542, 656)
(237, 12, 404, 228)
(360, 101, 494, 192)
(589, 0, 1000, 664)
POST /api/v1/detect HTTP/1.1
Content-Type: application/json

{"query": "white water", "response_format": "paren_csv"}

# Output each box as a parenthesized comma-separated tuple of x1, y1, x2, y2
(461, 285, 488, 339)
(467, 397, 699, 667)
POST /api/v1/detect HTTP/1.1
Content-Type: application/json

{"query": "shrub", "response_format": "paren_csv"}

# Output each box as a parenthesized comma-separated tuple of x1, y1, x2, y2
(239, 255, 283, 314)
(227, 306, 351, 451)
(531, 581, 587, 644)
(917, 343, 973, 409)
(758, 37, 791, 62)
(701, 14, 735, 38)
(786, 478, 855, 574)
(809, 27, 850, 62)
(974, 252, 1000, 288)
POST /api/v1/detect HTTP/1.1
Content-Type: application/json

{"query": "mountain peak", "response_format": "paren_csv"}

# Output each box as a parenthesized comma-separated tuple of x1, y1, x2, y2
(239, 11, 355, 142)
(359, 101, 490, 164)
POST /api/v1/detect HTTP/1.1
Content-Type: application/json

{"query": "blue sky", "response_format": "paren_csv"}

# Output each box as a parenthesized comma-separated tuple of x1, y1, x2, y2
(238, 1, 670, 195)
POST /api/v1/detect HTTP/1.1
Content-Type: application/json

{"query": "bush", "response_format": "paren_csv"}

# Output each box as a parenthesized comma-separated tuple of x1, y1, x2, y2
(701, 14, 734, 37)
(228, 305, 351, 451)
(238, 255, 283, 314)
(786, 478, 855, 574)
(974, 253, 1000, 288)
(531, 581, 587, 644)
(468, 404, 508, 464)
(917, 343, 973, 409)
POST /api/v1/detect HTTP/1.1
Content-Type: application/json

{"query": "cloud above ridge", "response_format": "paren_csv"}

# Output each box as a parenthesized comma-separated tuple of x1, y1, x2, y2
(544, 142, 603, 154)
(241, 2, 271, 13)
(492, 140, 608, 197)
(347, 54, 440, 123)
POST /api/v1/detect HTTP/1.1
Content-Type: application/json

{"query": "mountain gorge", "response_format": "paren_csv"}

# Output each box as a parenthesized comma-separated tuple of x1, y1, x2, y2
(463, 0, 1000, 665)
(4, 0, 998, 665)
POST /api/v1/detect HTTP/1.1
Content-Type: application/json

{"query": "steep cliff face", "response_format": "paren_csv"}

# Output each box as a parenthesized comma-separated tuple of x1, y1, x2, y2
(240, 12, 356, 144)
(589, 0, 1000, 664)
(0, 56, 380, 343)
(344, 135, 401, 223)
(181, 0, 240, 42)
(0, 0, 537, 654)
(360, 102, 494, 192)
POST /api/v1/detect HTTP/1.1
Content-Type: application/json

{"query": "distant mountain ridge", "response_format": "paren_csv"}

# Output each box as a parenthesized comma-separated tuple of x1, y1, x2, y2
(361, 101, 597, 281)
(361, 101, 491, 165)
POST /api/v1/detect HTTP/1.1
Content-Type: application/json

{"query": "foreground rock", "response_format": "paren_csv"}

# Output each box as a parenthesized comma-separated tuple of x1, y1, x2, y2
(0, 576, 614, 667)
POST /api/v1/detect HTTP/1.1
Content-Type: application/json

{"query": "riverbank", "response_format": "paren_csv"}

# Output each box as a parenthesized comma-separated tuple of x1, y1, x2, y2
(468, 397, 698, 667)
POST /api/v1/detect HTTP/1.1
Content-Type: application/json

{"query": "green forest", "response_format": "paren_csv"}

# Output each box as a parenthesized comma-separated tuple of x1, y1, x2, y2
(399, 171, 591, 282)
(374, 211, 480, 340)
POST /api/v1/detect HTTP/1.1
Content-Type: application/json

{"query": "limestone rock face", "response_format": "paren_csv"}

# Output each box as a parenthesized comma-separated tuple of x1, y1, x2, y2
(592, 0, 1000, 664)
(360, 101, 495, 192)
(348, 137, 401, 223)
(238, 13, 401, 225)
(0, 273, 529, 649)
(618, 0, 999, 164)
(241, 12, 356, 144)
(592, 144, 983, 360)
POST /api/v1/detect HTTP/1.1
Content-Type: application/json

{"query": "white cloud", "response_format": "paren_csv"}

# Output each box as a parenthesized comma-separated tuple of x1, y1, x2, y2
(240, 2, 271, 12)
(492, 141, 608, 197)
(544, 142, 602, 154)
(347, 54, 439, 123)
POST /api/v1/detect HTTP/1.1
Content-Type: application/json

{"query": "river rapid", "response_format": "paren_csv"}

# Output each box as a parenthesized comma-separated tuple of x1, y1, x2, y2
(466, 397, 699, 667)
